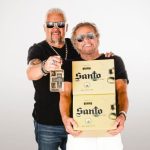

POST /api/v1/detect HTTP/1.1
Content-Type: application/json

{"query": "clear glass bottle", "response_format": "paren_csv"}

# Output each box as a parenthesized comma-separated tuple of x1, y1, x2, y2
(50, 69, 64, 92)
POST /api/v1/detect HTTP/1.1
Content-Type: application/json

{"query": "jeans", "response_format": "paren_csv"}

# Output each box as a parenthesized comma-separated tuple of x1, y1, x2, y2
(34, 121, 67, 150)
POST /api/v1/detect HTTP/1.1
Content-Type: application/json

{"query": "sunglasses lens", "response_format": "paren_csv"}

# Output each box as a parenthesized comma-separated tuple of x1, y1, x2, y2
(46, 22, 65, 28)
(46, 22, 54, 28)
(76, 35, 84, 42)
(76, 33, 96, 42)
(57, 22, 65, 28)
(87, 33, 95, 39)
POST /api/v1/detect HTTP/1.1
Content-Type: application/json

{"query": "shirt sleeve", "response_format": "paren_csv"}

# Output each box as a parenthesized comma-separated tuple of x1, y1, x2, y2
(114, 55, 129, 83)
(27, 44, 43, 64)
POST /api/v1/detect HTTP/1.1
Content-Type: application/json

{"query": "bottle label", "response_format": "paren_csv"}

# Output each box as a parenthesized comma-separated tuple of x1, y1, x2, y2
(50, 69, 64, 92)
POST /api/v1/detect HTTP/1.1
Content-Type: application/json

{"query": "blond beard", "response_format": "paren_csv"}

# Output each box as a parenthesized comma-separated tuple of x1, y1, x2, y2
(47, 38, 65, 48)
(47, 37, 65, 47)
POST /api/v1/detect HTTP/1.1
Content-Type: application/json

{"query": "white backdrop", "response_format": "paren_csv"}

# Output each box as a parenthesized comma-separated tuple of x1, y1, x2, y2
(0, 0, 150, 149)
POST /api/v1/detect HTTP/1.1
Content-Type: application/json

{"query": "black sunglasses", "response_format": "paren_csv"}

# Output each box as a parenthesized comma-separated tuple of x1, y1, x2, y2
(46, 22, 65, 28)
(76, 32, 96, 42)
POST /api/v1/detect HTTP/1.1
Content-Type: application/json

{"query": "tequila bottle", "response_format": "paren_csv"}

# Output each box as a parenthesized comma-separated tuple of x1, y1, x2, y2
(50, 69, 64, 92)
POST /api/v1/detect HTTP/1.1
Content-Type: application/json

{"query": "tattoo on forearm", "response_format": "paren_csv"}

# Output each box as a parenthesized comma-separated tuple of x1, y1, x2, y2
(29, 59, 41, 65)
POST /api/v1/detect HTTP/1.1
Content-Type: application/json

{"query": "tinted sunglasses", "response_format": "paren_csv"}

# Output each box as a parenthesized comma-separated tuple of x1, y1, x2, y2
(46, 22, 65, 28)
(76, 32, 96, 42)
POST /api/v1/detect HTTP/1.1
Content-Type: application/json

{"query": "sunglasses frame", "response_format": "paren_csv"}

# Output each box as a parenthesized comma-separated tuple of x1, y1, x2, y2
(46, 22, 65, 28)
(76, 32, 97, 42)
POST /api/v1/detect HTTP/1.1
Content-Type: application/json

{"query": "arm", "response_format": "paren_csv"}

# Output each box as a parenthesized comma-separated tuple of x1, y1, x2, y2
(117, 79, 128, 113)
(26, 59, 44, 80)
(108, 79, 129, 135)
(60, 82, 72, 121)
(60, 82, 81, 136)
(26, 56, 62, 80)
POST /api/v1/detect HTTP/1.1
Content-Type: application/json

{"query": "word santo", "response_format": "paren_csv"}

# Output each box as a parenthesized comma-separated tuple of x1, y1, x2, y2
(75, 71, 101, 81)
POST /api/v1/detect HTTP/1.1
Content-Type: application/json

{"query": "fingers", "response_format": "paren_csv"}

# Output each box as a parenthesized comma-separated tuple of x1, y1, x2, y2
(107, 124, 124, 136)
(44, 55, 62, 71)
(105, 51, 114, 57)
(65, 118, 81, 136)
(66, 125, 81, 136)
(107, 116, 125, 136)
(50, 56, 62, 65)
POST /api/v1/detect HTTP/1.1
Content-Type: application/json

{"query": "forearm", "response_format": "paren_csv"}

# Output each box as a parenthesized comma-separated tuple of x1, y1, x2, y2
(60, 91, 81, 136)
(59, 82, 72, 125)
(26, 63, 44, 80)
(118, 91, 129, 113)
(26, 59, 47, 80)
(60, 94, 71, 124)
(26, 56, 63, 80)
(108, 80, 128, 135)
(116, 79, 129, 113)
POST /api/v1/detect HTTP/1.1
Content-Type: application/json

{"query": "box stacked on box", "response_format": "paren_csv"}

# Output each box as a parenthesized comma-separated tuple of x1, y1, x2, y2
(72, 59, 117, 136)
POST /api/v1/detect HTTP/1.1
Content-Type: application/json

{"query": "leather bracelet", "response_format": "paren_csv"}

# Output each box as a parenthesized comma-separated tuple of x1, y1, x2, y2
(41, 60, 49, 76)
(119, 111, 127, 120)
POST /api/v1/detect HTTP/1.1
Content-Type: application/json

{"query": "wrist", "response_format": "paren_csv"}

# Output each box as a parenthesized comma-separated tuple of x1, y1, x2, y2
(41, 60, 49, 76)
(62, 115, 69, 123)
(119, 111, 127, 120)
(62, 115, 69, 121)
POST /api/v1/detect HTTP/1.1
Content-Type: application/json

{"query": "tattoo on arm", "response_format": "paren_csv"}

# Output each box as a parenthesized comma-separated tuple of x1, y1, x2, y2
(29, 59, 41, 65)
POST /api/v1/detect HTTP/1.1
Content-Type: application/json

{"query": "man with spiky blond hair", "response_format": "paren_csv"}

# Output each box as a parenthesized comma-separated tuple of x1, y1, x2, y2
(26, 8, 79, 150)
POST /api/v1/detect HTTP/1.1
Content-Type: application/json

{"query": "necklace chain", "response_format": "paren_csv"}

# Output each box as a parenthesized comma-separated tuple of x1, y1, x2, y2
(49, 41, 68, 60)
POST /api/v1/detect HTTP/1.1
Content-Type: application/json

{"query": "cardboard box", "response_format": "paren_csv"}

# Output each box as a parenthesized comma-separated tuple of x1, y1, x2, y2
(72, 59, 115, 95)
(73, 94, 116, 130)
(72, 59, 117, 136)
